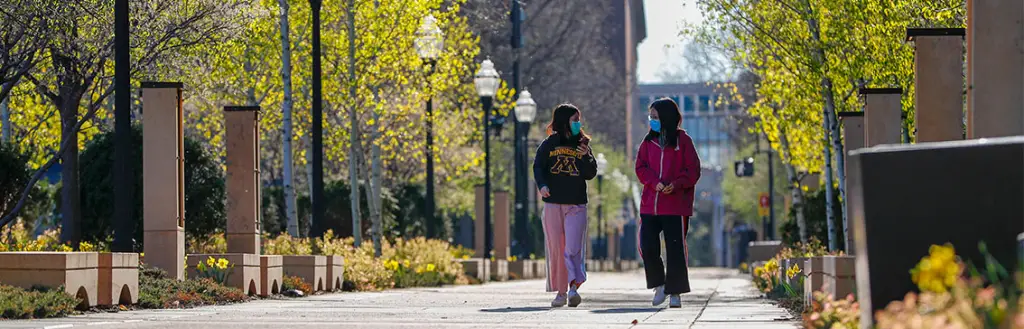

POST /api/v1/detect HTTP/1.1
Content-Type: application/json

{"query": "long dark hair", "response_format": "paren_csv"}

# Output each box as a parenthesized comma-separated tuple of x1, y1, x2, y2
(546, 103, 589, 143)
(645, 97, 682, 148)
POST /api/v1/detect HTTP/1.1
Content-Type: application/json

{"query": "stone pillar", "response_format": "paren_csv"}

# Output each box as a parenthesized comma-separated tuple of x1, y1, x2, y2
(224, 106, 262, 254)
(860, 88, 903, 147)
(967, 0, 1024, 138)
(474, 185, 486, 258)
(907, 28, 965, 142)
(141, 82, 185, 280)
(493, 191, 510, 260)
(839, 112, 864, 255)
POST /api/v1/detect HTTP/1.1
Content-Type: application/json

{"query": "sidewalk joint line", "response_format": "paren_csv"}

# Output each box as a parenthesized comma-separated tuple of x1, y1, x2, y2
(688, 275, 723, 329)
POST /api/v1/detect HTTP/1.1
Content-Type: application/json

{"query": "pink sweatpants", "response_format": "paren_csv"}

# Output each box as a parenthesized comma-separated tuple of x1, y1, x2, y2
(542, 203, 588, 294)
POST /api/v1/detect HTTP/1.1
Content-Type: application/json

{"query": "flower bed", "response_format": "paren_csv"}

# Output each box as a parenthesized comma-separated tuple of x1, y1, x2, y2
(261, 231, 467, 291)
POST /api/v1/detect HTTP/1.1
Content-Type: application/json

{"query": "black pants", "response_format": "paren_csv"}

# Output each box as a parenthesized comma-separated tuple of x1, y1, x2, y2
(640, 215, 690, 294)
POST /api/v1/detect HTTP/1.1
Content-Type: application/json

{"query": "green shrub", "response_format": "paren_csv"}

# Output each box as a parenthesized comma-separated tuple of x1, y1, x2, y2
(137, 265, 248, 309)
(0, 142, 49, 226)
(78, 126, 225, 250)
(781, 187, 844, 249)
(0, 285, 79, 319)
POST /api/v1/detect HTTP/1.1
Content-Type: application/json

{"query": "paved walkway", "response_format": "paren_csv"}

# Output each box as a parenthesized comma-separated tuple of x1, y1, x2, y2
(0, 268, 798, 329)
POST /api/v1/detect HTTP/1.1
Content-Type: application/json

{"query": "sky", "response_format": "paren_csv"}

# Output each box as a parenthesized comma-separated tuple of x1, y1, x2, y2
(636, 0, 704, 83)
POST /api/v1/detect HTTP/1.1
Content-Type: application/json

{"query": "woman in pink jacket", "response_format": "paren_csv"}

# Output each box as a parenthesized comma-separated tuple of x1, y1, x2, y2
(634, 97, 701, 308)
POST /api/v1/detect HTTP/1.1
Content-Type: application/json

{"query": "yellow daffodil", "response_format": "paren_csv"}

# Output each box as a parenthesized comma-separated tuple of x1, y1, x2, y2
(415, 266, 424, 274)
(764, 259, 779, 274)
(910, 243, 961, 293)
(786, 264, 801, 279)
(403, 260, 410, 268)
(206, 256, 216, 267)
(754, 267, 764, 277)
(197, 261, 206, 271)
(461, 255, 470, 260)
(216, 258, 230, 270)
(426, 263, 436, 272)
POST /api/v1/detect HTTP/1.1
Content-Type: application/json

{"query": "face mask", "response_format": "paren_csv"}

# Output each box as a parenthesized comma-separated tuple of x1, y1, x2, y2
(649, 119, 661, 132)
(570, 121, 582, 136)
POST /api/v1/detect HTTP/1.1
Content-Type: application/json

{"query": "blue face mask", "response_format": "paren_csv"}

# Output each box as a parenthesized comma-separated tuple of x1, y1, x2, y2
(570, 121, 582, 136)
(649, 119, 661, 132)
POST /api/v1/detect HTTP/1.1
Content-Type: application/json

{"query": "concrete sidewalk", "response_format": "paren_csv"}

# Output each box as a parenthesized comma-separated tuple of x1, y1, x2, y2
(0, 268, 799, 329)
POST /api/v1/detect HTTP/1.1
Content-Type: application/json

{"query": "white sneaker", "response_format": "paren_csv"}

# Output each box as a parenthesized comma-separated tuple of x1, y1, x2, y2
(551, 293, 567, 307)
(652, 285, 667, 306)
(669, 294, 681, 308)
(568, 290, 582, 307)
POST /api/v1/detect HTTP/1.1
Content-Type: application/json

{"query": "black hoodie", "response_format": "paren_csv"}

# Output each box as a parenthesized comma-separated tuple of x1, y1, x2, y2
(532, 134, 598, 205)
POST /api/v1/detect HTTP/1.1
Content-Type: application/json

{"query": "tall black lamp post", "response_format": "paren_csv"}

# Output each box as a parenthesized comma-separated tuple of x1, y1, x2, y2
(416, 15, 444, 238)
(113, 0, 132, 251)
(309, 0, 325, 238)
(474, 59, 500, 258)
(595, 153, 607, 259)
(513, 89, 536, 255)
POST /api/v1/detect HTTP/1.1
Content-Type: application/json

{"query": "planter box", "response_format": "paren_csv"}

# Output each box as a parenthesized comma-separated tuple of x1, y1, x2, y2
(601, 260, 616, 272)
(281, 255, 327, 292)
(489, 259, 509, 281)
(804, 257, 826, 305)
(98, 252, 139, 306)
(849, 138, 1024, 316)
(747, 241, 783, 263)
(326, 255, 344, 291)
(187, 253, 261, 296)
(460, 258, 490, 282)
(508, 260, 535, 279)
(259, 255, 283, 297)
(0, 252, 99, 308)
(534, 260, 547, 278)
(823, 256, 856, 300)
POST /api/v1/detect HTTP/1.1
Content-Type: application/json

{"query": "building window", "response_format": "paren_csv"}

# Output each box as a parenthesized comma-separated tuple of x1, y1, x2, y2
(684, 95, 694, 113)
(699, 95, 710, 112)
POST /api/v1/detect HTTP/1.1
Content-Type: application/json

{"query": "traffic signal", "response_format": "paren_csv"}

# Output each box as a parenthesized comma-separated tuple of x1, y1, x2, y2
(734, 157, 754, 177)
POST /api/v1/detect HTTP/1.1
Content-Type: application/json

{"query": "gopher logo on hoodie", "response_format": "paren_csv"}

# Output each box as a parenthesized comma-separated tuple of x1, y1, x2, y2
(548, 146, 583, 176)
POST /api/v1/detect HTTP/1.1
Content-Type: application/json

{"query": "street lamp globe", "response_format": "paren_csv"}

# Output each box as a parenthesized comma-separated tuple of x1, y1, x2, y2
(475, 59, 500, 97)
(596, 153, 607, 176)
(514, 89, 537, 123)
(415, 14, 443, 60)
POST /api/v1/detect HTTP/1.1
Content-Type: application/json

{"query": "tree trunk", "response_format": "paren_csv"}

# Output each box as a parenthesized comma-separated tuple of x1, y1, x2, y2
(346, 0, 362, 246)
(365, 88, 383, 257)
(59, 98, 82, 248)
(827, 92, 848, 252)
(278, 0, 299, 237)
(774, 112, 808, 243)
(304, 134, 313, 238)
(1, 84, 10, 144)
(802, 0, 839, 251)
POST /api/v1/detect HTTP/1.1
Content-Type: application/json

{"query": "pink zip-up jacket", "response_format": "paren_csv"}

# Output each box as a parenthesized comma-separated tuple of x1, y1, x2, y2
(635, 129, 701, 216)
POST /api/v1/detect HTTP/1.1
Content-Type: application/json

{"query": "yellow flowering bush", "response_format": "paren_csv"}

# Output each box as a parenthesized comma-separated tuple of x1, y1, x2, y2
(256, 231, 467, 291)
(0, 221, 109, 252)
(263, 233, 313, 255)
(910, 243, 961, 294)
(186, 232, 226, 254)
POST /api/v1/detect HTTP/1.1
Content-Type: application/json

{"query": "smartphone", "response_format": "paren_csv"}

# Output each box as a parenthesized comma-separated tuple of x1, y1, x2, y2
(580, 136, 591, 145)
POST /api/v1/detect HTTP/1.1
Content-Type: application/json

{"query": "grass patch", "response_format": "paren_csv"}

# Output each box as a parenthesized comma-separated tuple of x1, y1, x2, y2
(0, 285, 79, 319)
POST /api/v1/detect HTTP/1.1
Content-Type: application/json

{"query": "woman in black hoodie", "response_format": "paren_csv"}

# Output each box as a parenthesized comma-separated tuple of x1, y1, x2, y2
(533, 103, 599, 307)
